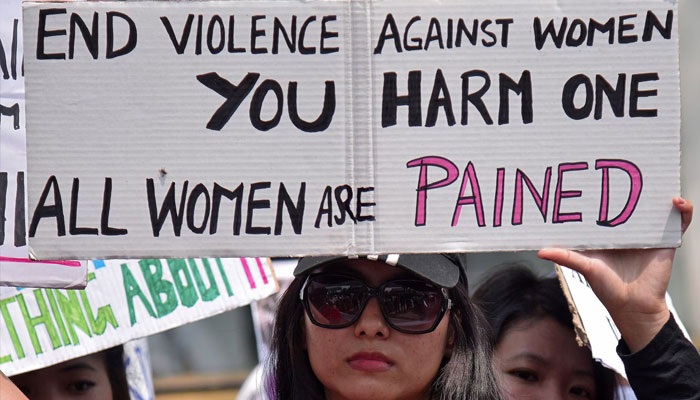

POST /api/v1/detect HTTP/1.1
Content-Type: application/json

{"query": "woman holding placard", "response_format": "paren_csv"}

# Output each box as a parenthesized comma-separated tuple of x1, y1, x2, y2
(268, 254, 502, 400)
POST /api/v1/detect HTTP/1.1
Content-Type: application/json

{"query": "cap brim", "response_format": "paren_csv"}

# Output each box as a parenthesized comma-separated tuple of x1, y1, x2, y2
(294, 254, 463, 288)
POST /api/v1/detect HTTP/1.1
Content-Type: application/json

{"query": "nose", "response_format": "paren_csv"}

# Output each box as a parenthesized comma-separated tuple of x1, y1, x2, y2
(354, 297, 391, 338)
(541, 385, 568, 400)
(21, 386, 58, 400)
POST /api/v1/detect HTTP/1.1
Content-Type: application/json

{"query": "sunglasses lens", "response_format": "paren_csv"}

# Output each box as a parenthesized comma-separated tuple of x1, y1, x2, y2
(381, 281, 444, 332)
(306, 275, 366, 327)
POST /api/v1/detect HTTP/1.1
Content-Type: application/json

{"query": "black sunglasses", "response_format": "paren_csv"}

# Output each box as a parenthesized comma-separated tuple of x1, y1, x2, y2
(299, 273, 452, 334)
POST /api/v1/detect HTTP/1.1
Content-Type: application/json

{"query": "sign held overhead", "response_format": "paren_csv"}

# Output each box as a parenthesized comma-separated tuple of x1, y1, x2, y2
(23, 0, 681, 260)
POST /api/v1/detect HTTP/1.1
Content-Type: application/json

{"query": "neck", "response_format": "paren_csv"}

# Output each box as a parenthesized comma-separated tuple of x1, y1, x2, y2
(324, 387, 432, 400)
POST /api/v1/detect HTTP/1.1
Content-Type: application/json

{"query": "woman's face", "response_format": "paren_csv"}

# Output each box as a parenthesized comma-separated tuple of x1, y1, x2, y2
(304, 259, 452, 400)
(493, 316, 597, 400)
(11, 352, 113, 400)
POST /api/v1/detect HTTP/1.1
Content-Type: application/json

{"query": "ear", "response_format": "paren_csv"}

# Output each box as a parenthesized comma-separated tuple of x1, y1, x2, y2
(444, 325, 456, 359)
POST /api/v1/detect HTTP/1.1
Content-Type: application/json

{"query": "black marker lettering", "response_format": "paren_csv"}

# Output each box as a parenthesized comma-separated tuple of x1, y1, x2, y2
(197, 72, 260, 131)
(0, 173, 6, 245)
(69, 12, 99, 59)
(246, 182, 271, 235)
(37, 8, 67, 60)
(288, 81, 335, 132)
(315, 185, 333, 228)
(334, 185, 356, 225)
(161, 15, 194, 54)
(69, 178, 98, 235)
(101, 177, 127, 235)
(210, 183, 244, 235)
(381, 71, 422, 127)
(274, 182, 305, 235)
(106, 11, 137, 59)
(29, 175, 66, 237)
(13, 172, 25, 246)
(146, 179, 188, 237)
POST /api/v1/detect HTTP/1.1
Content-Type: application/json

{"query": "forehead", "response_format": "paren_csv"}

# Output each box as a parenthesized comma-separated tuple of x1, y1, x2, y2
(496, 316, 594, 374)
(319, 258, 414, 285)
(49, 352, 107, 375)
(12, 352, 107, 383)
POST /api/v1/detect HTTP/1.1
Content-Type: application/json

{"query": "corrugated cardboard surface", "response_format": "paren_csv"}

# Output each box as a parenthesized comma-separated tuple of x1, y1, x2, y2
(1, 0, 87, 287)
(23, 0, 681, 259)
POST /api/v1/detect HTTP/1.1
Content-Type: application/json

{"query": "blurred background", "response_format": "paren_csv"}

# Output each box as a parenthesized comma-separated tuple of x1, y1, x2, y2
(147, 1, 700, 398)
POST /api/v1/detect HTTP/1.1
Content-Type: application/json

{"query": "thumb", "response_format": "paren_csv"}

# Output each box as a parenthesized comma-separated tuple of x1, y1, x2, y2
(537, 248, 595, 278)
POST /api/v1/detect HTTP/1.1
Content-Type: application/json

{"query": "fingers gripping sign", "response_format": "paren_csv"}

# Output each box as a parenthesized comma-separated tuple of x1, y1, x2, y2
(538, 197, 694, 352)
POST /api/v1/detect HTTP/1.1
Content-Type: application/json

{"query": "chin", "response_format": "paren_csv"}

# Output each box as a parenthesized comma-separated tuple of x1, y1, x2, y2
(325, 381, 423, 400)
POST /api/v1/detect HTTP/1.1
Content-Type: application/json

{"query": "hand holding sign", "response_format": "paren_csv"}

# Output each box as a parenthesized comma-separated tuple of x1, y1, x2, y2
(538, 196, 693, 352)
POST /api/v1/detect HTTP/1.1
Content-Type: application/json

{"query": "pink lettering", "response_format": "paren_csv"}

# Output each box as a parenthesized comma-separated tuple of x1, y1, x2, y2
(452, 162, 485, 227)
(553, 162, 588, 223)
(493, 168, 505, 227)
(595, 159, 643, 227)
(0, 257, 82, 267)
(512, 167, 552, 225)
(255, 257, 269, 284)
(241, 258, 256, 289)
(406, 156, 459, 226)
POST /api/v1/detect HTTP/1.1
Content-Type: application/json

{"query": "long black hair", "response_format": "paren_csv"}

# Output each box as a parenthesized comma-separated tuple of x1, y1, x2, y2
(267, 257, 502, 400)
(472, 265, 616, 400)
(103, 345, 130, 400)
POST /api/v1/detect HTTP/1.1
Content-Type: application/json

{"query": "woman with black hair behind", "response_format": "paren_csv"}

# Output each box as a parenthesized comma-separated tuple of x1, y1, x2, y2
(268, 254, 502, 400)
(7, 346, 129, 400)
(474, 266, 617, 399)
(475, 197, 700, 400)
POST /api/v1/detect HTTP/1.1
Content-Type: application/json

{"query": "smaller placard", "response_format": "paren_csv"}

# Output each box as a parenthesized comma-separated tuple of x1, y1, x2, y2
(0, 257, 278, 376)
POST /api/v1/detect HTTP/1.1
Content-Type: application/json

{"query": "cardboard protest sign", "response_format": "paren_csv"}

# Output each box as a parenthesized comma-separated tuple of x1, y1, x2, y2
(123, 338, 155, 400)
(23, 0, 681, 260)
(250, 258, 296, 363)
(0, 257, 277, 376)
(0, 0, 87, 287)
(556, 264, 691, 380)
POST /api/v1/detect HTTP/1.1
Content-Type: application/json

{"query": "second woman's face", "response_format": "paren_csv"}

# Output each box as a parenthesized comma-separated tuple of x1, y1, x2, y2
(304, 259, 452, 400)
(493, 316, 597, 400)
(10, 352, 113, 400)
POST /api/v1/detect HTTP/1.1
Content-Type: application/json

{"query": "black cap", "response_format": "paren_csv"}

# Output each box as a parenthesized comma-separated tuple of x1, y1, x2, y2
(294, 254, 467, 288)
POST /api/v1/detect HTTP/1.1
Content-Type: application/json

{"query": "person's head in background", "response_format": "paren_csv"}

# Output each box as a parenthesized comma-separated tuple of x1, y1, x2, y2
(10, 346, 129, 400)
(473, 266, 616, 400)
(269, 254, 502, 400)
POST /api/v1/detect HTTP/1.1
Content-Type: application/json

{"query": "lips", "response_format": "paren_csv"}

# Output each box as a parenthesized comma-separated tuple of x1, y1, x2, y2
(347, 352, 394, 372)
